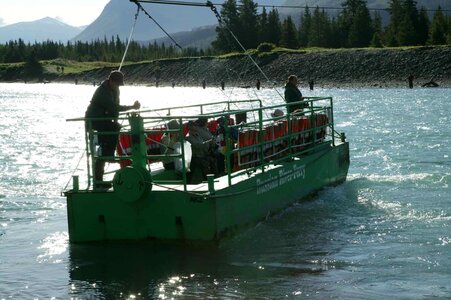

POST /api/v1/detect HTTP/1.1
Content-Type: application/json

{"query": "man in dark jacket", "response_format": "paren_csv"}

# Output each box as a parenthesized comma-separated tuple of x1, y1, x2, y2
(284, 75, 307, 113)
(85, 70, 140, 185)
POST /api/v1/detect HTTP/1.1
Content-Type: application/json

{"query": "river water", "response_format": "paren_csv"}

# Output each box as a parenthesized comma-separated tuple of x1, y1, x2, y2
(0, 83, 450, 299)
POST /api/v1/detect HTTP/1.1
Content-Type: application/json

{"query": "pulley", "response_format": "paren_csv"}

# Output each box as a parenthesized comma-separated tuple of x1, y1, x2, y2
(113, 166, 152, 202)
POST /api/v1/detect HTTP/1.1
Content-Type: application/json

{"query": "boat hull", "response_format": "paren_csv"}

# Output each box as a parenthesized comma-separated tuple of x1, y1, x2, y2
(66, 142, 349, 243)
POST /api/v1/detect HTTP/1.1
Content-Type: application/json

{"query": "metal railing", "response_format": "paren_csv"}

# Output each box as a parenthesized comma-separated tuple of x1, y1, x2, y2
(67, 98, 338, 191)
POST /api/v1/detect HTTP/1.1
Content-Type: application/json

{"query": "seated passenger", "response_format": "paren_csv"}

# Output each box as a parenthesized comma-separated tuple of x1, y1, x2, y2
(185, 120, 218, 184)
(271, 109, 284, 118)
(216, 116, 238, 142)
(160, 119, 180, 170)
(195, 117, 214, 140)
(215, 116, 238, 174)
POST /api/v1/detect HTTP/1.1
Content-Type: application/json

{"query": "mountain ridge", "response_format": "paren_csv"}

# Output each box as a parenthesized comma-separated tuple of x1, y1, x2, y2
(0, 17, 82, 43)
(72, 0, 218, 42)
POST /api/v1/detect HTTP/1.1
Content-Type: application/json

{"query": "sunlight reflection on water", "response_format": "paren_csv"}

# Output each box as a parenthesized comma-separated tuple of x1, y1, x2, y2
(0, 83, 450, 299)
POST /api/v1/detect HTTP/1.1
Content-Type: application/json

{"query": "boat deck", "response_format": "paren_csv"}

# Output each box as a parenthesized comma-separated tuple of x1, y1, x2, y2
(150, 161, 285, 193)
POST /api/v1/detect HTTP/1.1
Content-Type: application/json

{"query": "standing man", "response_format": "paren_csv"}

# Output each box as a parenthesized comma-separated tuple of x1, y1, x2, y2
(85, 70, 140, 186)
(407, 74, 414, 89)
(284, 75, 307, 113)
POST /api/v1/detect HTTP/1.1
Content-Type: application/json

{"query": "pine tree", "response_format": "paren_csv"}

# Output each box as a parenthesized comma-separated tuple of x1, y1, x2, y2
(299, 6, 312, 47)
(417, 7, 430, 45)
(328, 17, 342, 48)
(448, 15, 451, 44)
(398, 0, 420, 46)
(339, 0, 373, 47)
(308, 7, 331, 47)
(280, 16, 299, 49)
(259, 7, 269, 43)
(428, 6, 447, 45)
(371, 12, 384, 47)
(386, 0, 404, 46)
(238, 0, 259, 49)
(398, 13, 417, 45)
(266, 9, 282, 45)
(24, 50, 43, 80)
(212, 0, 241, 52)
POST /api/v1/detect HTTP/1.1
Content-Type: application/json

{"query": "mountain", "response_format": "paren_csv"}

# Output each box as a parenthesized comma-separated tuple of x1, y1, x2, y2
(148, 25, 216, 50)
(0, 17, 82, 44)
(73, 0, 219, 42)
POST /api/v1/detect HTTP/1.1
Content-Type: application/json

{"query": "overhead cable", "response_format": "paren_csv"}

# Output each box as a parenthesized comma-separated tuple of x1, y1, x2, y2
(133, 0, 451, 12)
(119, 5, 141, 71)
(130, 0, 183, 49)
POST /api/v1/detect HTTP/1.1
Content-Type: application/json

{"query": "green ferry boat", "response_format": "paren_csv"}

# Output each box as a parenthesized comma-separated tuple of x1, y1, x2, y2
(65, 98, 349, 243)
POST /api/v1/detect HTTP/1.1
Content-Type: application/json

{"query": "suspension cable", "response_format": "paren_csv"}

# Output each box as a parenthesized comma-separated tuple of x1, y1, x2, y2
(206, 1, 284, 101)
(130, 0, 183, 50)
(132, 0, 451, 13)
(129, 0, 283, 102)
(119, 5, 141, 71)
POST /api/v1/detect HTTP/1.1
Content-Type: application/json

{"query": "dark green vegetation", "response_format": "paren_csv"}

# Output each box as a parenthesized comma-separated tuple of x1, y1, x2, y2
(0, 37, 215, 64)
(212, 0, 450, 52)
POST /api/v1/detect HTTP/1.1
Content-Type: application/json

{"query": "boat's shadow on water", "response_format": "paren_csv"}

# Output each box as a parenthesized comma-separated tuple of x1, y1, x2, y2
(67, 239, 332, 298)
(68, 241, 225, 297)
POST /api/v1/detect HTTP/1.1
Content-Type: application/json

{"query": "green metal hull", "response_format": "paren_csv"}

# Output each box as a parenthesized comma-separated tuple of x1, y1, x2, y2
(66, 142, 349, 243)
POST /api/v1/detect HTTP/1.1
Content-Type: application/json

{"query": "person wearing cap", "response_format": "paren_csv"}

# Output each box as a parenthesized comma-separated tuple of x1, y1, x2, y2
(271, 109, 284, 118)
(85, 70, 141, 186)
(160, 119, 181, 170)
(185, 120, 218, 184)
(284, 75, 308, 114)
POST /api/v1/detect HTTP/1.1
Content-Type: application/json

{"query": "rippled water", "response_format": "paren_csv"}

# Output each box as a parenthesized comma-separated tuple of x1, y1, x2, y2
(0, 83, 450, 299)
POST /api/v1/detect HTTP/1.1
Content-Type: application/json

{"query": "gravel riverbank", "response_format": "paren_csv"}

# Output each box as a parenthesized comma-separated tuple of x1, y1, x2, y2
(3, 46, 451, 88)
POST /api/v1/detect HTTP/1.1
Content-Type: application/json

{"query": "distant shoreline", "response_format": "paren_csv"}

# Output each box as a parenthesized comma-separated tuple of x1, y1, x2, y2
(1, 46, 450, 88)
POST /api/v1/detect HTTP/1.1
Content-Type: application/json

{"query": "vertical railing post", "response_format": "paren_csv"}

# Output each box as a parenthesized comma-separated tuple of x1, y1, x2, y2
(128, 113, 148, 169)
(224, 116, 232, 186)
(72, 175, 79, 192)
(287, 112, 292, 157)
(179, 117, 188, 191)
(258, 108, 264, 173)
(207, 174, 215, 194)
(330, 97, 335, 146)
(85, 120, 94, 189)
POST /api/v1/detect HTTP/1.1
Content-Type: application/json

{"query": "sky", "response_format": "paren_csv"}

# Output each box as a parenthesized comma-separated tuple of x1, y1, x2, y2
(0, 0, 295, 28)
(0, 0, 110, 27)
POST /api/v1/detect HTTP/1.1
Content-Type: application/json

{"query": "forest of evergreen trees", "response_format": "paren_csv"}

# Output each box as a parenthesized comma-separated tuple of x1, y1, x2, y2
(0, 36, 213, 64)
(213, 0, 450, 51)
(0, 0, 449, 64)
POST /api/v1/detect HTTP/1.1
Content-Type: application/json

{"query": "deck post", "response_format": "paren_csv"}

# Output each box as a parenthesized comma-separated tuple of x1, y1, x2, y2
(128, 113, 148, 169)
(72, 175, 79, 192)
(207, 174, 215, 194)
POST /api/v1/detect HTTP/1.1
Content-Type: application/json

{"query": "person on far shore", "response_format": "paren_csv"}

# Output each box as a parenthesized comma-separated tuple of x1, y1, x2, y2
(308, 79, 314, 90)
(284, 75, 308, 114)
(85, 70, 140, 188)
(407, 74, 414, 89)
